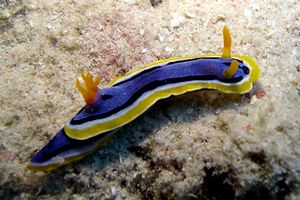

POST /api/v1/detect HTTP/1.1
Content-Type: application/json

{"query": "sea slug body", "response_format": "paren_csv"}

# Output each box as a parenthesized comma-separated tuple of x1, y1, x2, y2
(28, 26, 260, 171)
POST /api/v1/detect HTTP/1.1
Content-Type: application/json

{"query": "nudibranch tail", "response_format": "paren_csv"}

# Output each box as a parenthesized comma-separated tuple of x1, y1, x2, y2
(76, 72, 100, 104)
(222, 26, 232, 59)
(223, 60, 239, 79)
(28, 128, 117, 171)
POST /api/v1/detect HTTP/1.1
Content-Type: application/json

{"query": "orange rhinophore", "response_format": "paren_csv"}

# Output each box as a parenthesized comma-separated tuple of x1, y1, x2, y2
(222, 26, 232, 59)
(223, 60, 239, 79)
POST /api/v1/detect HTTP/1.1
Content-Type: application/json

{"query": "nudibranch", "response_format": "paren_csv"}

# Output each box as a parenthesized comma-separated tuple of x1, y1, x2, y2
(28, 26, 260, 171)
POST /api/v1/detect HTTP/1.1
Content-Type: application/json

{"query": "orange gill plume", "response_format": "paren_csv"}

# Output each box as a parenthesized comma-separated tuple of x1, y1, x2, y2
(76, 72, 101, 104)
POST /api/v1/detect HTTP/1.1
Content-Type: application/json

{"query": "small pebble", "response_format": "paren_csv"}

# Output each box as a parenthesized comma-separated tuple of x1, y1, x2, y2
(111, 187, 117, 196)
(165, 47, 174, 53)
(170, 14, 185, 28)
(124, 0, 136, 4)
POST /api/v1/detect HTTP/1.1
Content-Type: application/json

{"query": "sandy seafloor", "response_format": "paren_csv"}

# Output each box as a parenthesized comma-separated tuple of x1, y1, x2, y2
(0, 0, 300, 199)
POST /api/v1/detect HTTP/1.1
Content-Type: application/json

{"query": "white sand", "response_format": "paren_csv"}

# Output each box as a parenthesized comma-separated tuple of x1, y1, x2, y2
(0, 0, 299, 199)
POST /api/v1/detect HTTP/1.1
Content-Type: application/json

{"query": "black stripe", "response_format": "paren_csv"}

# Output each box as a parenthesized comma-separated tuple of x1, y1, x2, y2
(71, 75, 242, 125)
(113, 57, 244, 86)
